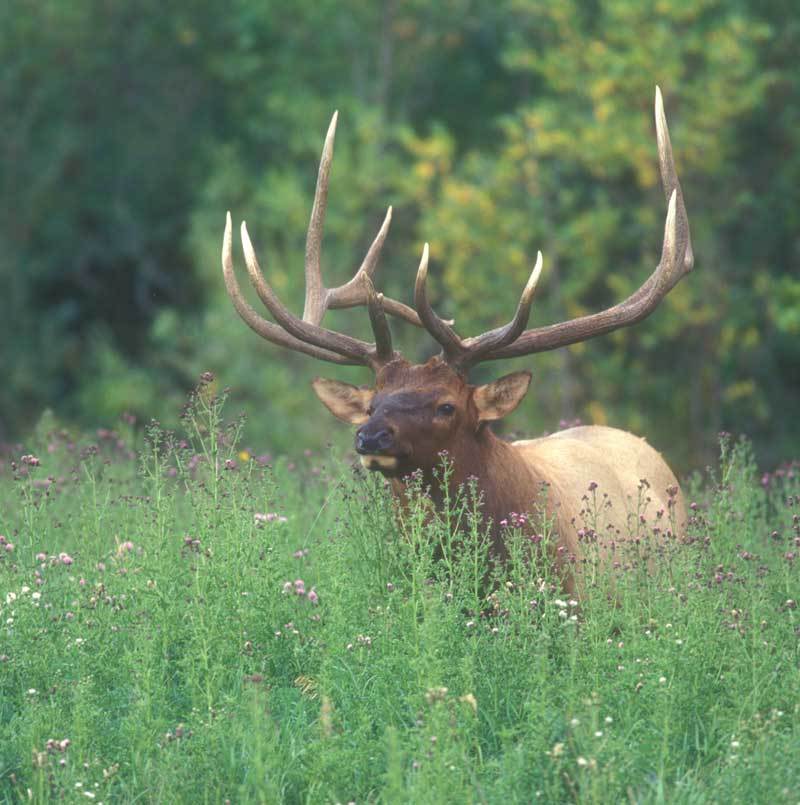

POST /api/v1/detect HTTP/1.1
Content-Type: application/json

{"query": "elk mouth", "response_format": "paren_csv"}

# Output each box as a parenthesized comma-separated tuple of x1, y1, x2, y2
(359, 454, 400, 472)
(357, 446, 414, 475)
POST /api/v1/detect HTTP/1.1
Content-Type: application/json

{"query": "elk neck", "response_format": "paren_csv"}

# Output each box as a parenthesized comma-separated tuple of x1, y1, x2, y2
(390, 425, 545, 560)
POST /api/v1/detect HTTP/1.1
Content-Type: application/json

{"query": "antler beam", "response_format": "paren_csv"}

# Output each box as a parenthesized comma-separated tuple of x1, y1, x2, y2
(222, 112, 424, 370)
(414, 86, 693, 370)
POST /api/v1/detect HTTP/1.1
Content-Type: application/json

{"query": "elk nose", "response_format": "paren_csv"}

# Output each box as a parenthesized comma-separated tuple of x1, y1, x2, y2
(355, 427, 394, 454)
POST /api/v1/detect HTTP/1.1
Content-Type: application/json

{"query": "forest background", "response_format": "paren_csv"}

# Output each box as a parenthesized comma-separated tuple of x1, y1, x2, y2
(2, 0, 798, 474)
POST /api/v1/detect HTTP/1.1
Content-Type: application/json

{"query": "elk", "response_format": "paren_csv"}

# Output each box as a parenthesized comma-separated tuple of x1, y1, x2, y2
(222, 88, 693, 593)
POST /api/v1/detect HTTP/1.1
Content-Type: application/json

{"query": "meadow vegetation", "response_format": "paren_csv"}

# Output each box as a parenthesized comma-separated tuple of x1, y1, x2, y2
(1, 381, 798, 803)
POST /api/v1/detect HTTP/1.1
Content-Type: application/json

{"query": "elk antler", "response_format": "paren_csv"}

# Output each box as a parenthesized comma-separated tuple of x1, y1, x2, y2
(222, 112, 422, 370)
(414, 86, 694, 372)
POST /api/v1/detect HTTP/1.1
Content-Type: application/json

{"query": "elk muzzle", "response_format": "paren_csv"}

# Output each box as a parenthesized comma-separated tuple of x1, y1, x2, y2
(355, 423, 399, 471)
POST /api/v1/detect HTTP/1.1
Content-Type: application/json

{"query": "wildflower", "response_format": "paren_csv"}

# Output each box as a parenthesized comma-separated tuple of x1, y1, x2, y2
(3, 543, 13, 553)
(425, 687, 448, 705)
(254, 512, 288, 524)
(35, 552, 46, 562)
(293, 579, 306, 596)
(224, 459, 236, 470)
(59, 553, 74, 566)
(21, 454, 41, 467)
(307, 589, 319, 605)
(659, 676, 667, 684)
(118, 541, 135, 554)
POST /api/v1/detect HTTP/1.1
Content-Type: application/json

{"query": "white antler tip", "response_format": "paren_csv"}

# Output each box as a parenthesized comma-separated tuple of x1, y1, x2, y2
(240, 221, 255, 258)
(416, 243, 430, 280)
(532, 249, 544, 278)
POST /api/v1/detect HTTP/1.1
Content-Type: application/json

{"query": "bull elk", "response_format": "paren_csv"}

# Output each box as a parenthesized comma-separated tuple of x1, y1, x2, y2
(222, 87, 694, 593)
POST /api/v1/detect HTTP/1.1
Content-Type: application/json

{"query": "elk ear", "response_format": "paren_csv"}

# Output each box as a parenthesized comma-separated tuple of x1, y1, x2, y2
(311, 377, 374, 425)
(473, 371, 531, 423)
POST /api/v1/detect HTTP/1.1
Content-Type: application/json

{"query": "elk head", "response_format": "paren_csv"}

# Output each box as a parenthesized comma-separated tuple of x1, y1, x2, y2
(222, 88, 693, 484)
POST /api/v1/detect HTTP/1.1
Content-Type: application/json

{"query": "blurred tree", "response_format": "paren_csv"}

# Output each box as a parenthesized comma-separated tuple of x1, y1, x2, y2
(0, 0, 225, 436)
(1, 0, 798, 468)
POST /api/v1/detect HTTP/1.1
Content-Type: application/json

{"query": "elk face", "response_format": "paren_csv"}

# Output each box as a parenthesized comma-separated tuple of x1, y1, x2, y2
(312, 358, 532, 477)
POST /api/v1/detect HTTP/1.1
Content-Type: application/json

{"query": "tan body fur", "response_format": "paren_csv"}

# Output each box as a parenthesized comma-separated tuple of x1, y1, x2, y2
(513, 426, 685, 591)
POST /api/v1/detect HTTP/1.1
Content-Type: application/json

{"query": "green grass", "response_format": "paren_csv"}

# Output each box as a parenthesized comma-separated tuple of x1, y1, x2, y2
(1, 389, 798, 803)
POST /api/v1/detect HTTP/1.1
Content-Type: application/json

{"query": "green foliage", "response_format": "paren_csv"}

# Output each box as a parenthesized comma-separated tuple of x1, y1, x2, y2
(1, 397, 798, 802)
(2, 0, 799, 469)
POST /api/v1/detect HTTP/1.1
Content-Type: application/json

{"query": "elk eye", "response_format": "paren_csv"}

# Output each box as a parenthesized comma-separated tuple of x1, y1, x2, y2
(436, 403, 456, 417)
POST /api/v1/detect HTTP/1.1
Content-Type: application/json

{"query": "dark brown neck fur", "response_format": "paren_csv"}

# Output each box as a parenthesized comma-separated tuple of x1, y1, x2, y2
(391, 426, 543, 560)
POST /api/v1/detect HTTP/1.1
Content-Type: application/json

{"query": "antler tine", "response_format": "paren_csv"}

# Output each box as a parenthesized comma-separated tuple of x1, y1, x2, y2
(241, 221, 376, 365)
(303, 111, 338, 324)
(414, 243, 465, 361)
(363, 274, 395, 364)
(221, 213, 357, 365)
(655, 85, 694, 272)
(456, 251, 544, 369)
(302, 124, 425, 329)
(328, 207, 425, 327)
(434, 86, 692, 365)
